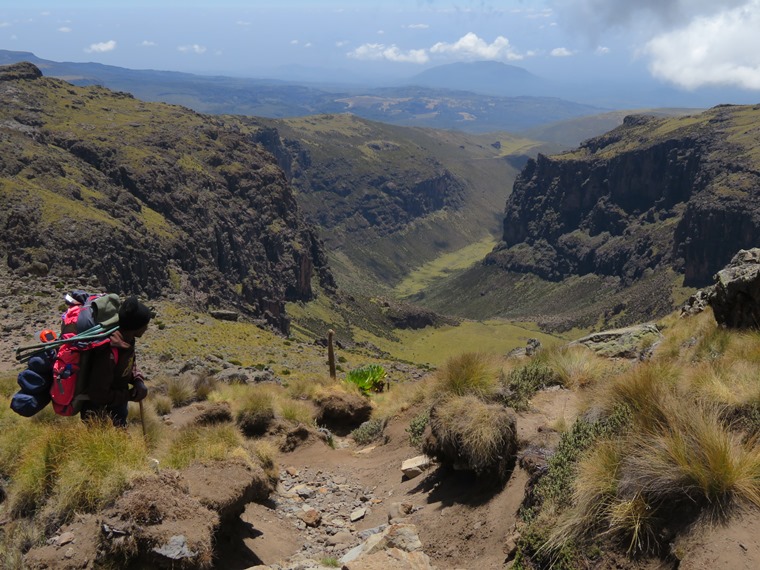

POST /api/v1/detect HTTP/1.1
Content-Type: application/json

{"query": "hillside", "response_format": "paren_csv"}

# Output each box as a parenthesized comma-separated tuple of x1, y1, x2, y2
(246, 114, 550, 292)
(414, 106, 760, 331)
(0, 62, 332, 332)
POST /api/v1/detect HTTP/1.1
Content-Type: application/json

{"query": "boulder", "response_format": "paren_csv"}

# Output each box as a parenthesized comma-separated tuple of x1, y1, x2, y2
(681, 288, 713, 318)
(341, 524, 426, 565)
(711, 248, 760, 328)
(572, 323, 662, 359)
(400, 455, 433, 480)
(209, 309, 239, 321)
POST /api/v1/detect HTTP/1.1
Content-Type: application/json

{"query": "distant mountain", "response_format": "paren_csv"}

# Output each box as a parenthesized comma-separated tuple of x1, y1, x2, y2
(404, 61, 548, 97)
(0, 50, 603, 132)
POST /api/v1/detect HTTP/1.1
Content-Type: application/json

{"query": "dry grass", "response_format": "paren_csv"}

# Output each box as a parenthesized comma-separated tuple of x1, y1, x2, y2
(152, 374, 198, 408)
(547, 345, 615, 388)
(248, 439, 280, 484)
(3, 419, 148, 519)
(0, 518, 45, 570)
(162, 424, 246, 470)
(279, 399, 315, 425)
(429, 395, 515, 475)
(433, 352, 498, 399)
(236, 387, 276, 436)
(151, 394, 173, 416)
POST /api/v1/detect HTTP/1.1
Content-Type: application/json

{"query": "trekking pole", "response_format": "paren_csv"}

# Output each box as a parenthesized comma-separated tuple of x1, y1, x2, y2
(138, 400, 147, 439)
(16, 326, 119, 362)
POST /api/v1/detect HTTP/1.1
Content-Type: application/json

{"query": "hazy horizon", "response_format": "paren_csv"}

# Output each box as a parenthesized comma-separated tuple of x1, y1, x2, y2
(2, 1, 760, 108)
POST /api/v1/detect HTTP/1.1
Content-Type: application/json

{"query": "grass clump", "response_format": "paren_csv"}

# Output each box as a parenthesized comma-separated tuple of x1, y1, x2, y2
(434, 352, 497, 399)
(152, 394, 173, 416)
(248, 439, 280, 484)
(426, 395, 516, 478)
(4, 419, 148, 519)
(0, 519, 45, 570)
(236, 387, 276, 437)
(155, 374, 196, 408)
(163, 424, 245, 470)
(279, 399, 315, 426)
(546, 345, 613, 388)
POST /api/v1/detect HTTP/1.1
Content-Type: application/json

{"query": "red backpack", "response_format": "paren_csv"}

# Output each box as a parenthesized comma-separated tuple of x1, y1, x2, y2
(12, 292, 121, 418)
(50, 293, 121, 416)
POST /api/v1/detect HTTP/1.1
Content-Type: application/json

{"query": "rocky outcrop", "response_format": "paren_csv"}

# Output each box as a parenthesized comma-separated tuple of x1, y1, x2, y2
(572, 323, 662, 359)
(710, 248, 760, 328)
(247, 115, 466, 240)
(488, 107, 760, 288)
(0, 63, 334, 333)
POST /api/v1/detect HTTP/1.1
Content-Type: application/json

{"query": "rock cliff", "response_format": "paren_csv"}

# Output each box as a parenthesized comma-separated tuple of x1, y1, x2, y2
(0, 63, 333, 332)
(488, 107, 760, 287)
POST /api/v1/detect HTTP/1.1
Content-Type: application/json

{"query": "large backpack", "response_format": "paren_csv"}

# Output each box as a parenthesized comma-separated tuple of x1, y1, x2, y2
(11, 292, 121, 417)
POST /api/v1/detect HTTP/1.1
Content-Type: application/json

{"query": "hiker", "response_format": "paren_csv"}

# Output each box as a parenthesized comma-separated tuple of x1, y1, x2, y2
(80, 296, 151, 427)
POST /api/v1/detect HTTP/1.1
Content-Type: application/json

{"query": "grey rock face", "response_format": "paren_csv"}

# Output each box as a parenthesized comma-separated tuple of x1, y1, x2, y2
(711, 248, 760, 328)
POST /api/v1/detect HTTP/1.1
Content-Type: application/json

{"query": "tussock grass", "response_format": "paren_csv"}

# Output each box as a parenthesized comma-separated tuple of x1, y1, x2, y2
(151, 394, 173, 416)
(621, 405, 760, 510)
(547, 345, 614, 388)
(433, 352, 498, 399)
(285, 374, 339, 400)
(163, 424, 246, 470)
(127, 401, 163, 449)
(429, 395, 514, 475)
(0, 518, 45, 570)
(248, 439, 279, 484)
(279, 399, 315, 425)
(236, 387, 276, 436)
(3, 419, 148, 519)
(163, 375, 197, 408)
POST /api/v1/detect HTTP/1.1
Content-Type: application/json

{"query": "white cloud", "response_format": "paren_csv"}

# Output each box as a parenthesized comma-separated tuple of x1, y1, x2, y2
(645, 0, 760, 89)
(596, 45, 610, 54)
(348, 43, 429, 64)
(377, 30, 385, 35)
(430, 32, 523, 61)
(551, 47, 574, 56)
(0, 21, 12, 28)
(407, 23, 429, 29)
(85, 40, 116, 53)
(291, 39, 299, 45)
(178, 44, 206, 54)
(141, 40, 156, 47)
(335, 40, 349, 47)
(236, 20, 250, 26)
(58, 26, 71, 33)
(304, 42, 312, 48)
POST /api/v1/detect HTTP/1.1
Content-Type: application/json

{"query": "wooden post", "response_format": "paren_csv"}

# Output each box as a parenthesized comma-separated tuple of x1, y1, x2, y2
(327, 329, 336, 379)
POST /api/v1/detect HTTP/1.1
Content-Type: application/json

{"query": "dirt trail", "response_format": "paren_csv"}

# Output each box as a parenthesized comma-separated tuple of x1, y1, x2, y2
(222, 389, 582, 569)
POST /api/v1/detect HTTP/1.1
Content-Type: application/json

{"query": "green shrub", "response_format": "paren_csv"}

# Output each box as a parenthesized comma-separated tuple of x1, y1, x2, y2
(501, 360, 558, 411)
(351, 418, 386, 446)
(345, 364, 387, 395)
(406, 410, 430, 449)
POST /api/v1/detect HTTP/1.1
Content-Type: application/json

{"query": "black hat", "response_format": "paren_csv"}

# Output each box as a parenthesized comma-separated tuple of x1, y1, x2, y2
(119, 296, 152, 331)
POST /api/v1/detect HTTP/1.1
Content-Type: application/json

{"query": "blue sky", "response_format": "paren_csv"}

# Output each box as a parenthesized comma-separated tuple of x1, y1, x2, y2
(2, 1, 760, 96)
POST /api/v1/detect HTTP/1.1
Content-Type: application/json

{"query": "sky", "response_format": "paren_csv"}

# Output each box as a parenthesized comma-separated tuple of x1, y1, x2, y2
(2, 1, 760, 102)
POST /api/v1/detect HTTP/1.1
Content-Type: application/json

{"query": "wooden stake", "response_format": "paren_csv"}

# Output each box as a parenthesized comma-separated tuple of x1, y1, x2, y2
(328, 329, 336, 379)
